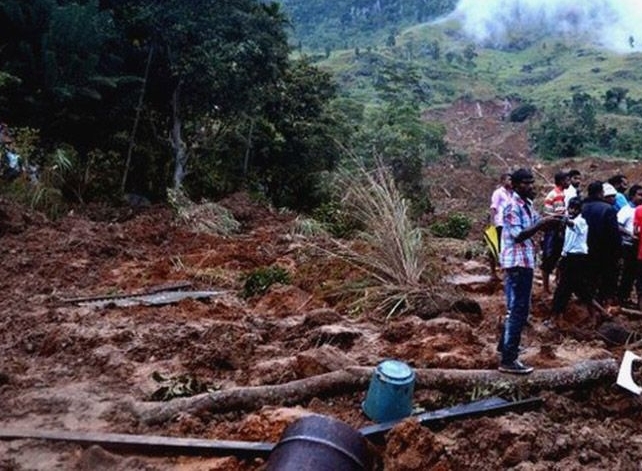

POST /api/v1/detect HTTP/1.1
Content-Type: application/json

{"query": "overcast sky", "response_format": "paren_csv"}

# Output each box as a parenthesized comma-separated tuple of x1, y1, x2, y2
(450, 0, 642, 52)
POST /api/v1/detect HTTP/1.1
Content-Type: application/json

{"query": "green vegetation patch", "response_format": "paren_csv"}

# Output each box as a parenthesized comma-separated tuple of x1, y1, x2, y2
(430, 213, 472, 240)
(242, 266, 292, 298)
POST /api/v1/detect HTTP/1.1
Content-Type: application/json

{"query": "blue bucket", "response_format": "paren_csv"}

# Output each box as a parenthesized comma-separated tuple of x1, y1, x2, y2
(362, 359, 415, 423)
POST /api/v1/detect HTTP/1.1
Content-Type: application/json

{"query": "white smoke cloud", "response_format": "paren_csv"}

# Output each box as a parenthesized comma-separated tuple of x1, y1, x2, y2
(451, 0, 642, 53)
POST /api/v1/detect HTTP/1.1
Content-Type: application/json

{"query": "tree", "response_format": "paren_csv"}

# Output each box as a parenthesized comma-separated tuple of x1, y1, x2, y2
(603, 87, 628, 113)
(0, 0, 142, 201)
(462, 44, 477, 68)
(174, 58, 345, 209)
(0, 0, 347, 205)
(0, 0, 130, 151)
(530, 93, 598, 158)
(428, 40, 440, 60)
(350, 101, 445, 218)
(570, 92, 597, 133)
(374, 62, 431, 105)
(239, 59, 343, 209)
(386, 31, 396, 47)
(280, 0, 458, 52)
(143, 1, 289, 189)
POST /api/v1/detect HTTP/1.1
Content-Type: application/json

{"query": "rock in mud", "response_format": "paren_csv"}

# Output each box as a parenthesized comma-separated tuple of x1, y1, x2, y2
(295, 344, 354, 376)
(384, 420, 445, 470)
(307, 325, 363, 350)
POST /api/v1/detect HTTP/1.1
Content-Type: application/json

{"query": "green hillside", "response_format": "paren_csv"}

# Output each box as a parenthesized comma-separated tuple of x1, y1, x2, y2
(312, 18, 642, 106)
(280, 0, 457, 52)
(278, 1, 642, 107)
(282, 5, 642, 158)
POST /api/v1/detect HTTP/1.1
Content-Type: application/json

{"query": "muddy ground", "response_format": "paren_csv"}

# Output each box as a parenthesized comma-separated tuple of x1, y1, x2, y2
(1, 99, 642, 470)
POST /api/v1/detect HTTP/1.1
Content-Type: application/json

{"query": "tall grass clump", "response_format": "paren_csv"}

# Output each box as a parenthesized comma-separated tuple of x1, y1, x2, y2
(1, 146, 72, 220)
(328, 157, 445, 317)
(167, 187, 240, 236)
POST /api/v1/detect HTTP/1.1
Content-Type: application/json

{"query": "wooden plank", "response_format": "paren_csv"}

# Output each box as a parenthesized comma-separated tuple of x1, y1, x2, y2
(59, 280, 194, 304)
(78, 290, 227, 308)
(144, 281, 194, 294)
(359, 396, 542, 438)
(0, 429, 274, 458)
(2, 397, 543, 457)
(62, 290, 227, 308)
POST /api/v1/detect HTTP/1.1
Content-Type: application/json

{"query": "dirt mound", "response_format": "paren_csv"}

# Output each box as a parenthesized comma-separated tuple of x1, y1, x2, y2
(0, 197, 47, 235)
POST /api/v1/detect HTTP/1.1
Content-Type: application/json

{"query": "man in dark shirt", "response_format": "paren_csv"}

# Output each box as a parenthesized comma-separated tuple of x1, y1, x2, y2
(582, 181, 621, 308)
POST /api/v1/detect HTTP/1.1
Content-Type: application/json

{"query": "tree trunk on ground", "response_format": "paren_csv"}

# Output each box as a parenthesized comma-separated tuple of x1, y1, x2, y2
(133, 359, 618, 425)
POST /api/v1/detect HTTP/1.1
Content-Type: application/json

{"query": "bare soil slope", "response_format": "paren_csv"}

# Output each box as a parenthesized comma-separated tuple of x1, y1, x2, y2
(1, 101, 642, 470)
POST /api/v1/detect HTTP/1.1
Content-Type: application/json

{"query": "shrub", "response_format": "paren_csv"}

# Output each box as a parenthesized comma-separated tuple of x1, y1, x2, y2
(242, 266, 291, 298)
(167, 188, 240, 236)
(509, 103, 537, 122)
(290, 216, 330, 238)
(312, 200, 363, 238)
(430, 213, 472, 239)
(0, 147, 72, 220)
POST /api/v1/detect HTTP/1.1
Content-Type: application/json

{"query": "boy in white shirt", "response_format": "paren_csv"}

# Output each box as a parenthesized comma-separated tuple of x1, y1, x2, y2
(548, 197, 598, 327)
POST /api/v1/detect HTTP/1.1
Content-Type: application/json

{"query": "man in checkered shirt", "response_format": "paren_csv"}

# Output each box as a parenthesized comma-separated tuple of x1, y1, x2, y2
(497, 168, 564, 374)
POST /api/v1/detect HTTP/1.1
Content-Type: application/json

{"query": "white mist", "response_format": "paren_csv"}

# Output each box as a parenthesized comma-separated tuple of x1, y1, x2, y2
(451, 0, 642, 52)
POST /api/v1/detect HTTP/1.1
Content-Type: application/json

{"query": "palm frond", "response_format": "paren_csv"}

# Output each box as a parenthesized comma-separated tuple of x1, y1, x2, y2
(318, 156, 447, 318)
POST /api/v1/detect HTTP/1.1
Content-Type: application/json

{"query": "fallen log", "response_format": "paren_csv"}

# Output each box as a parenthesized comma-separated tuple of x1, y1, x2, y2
(134, 359, 618, 425)
(136, 368, 369, 425)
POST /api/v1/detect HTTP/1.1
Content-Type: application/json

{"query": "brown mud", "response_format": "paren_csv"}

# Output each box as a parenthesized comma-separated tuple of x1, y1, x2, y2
(1, 99, 642, 470)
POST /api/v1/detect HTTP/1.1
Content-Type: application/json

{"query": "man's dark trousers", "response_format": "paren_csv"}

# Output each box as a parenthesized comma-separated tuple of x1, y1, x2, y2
(618, 242, 637, 303)
(499, 267, 534, 364)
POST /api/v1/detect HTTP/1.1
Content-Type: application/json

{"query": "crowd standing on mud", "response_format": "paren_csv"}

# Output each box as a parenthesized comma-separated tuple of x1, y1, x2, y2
(489, 167, 642, 375)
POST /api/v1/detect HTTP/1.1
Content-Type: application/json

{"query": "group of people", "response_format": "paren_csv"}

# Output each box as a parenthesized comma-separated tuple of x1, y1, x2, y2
(489, 167, 641, 374)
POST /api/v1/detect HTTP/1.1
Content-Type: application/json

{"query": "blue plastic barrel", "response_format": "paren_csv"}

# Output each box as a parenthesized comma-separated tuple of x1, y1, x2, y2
(362, 359, 415, 423)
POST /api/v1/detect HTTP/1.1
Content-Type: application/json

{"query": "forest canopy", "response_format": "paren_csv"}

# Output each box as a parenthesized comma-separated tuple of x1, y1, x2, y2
(0, 0, 354, 208)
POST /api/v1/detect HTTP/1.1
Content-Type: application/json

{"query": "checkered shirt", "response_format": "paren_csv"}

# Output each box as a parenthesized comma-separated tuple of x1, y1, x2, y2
(500, 194, 541, 269)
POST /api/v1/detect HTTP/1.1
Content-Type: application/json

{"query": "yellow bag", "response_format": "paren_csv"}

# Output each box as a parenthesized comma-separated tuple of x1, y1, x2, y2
(484, 225, 499, 263)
